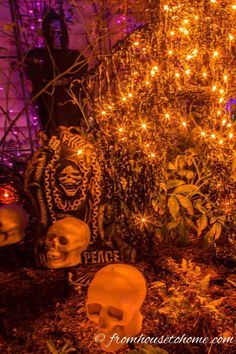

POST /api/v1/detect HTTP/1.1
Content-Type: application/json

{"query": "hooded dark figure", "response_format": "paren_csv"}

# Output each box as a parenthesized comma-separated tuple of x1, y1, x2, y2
(25, 9, 88, 136)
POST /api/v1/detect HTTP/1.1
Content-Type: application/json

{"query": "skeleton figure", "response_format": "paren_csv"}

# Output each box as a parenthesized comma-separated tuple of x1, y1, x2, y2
(0, 204, 28, 247)
(57, 162, 83, 198)
(86, 264, 147, 352)
(45, 217, 90, 269)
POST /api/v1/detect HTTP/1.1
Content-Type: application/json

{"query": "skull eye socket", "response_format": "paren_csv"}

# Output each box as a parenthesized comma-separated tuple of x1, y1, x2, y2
(87, 303, 102, 316)
(107, 306, 123, 321)
(58, 236, 69, 245)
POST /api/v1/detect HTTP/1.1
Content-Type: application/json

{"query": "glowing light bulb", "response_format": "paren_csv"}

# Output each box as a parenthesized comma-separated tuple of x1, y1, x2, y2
(213, 51, 219, 57)
(203, 72, 207, 77)
(193, 49, 198, 55)
(134, 41, 139, 46)
(222, 119, 227, 126)
(201, 131, 206, 136)
(185, 69, 191, 75)
(165, 113, 170, 119)
(212, 85, 217, 91)
(219, 97, 224, 103)
(219, 139, 223, 145)
(229, 34, 234, 41)
(164, 5, 169, 11)
(217, 110, 221, 115)
(170, 31, 175, 36)
(187, 55, 193, 60)
(122, 97, 127, 101)
(227, 123, 232, 128)
(150, 153, 156, 158)
(211, 134, 216, 139)
(219, 89, 224, 94)
(175, 72, 180, 77)
(142, 123, 147, 129)
(128, 93, 133, 97)
(118, 127, 124, 132)
(184, 19, 189, 24)
(168, 50, 173, 55)
(232, 5, 236, 10)
(77, 149, 83, 155)
(229, 133, 234, 139)
(141, 218, 146, 222)
(101, 111, 106, 115)
(182, 121, 187, 127)
(4, 192, 9, 198)
(146, 81, 150, 85)
(223, 75, 228, 81)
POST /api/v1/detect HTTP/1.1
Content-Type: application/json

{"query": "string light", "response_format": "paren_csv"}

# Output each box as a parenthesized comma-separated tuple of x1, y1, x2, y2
(85, 0, 236, 240)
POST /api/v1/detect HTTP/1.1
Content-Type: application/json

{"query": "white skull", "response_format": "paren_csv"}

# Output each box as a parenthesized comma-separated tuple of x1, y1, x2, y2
(45, 217, 90, 269)
(0, 204, 28, 247)
(86, 264, 147, 352)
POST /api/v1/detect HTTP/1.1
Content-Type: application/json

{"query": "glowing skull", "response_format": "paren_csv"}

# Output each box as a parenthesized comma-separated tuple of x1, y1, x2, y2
(86, 264, 147, 352)
(0, 204, 28, 247)
(45, 217, 90, 269)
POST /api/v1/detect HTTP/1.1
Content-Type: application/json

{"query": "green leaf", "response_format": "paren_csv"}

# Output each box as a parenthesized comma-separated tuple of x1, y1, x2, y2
(231, 155, 236, 182)
(210, 216, 218, 224)
(47, 342, 58, 354)
(160, 182, 167, 191)
(199, 274, 211, 292)
(205, 222, 222, 243)
(197, 214, 208, 236)
(168, 195, 180, 219)
(174, 184, 198, 194)
(167, 219, 180, 230)
(166, 179, 185, 189)
(176, 156, 185, 169)
(194, 199, 207, 214)
(181, 258, 188, 271)
(175, 194, 194, 215)
(168, 162, 176, 170)
(152, 199, 159, 212)
(213, 222, 222, 240)
(186, 171, 195, 180)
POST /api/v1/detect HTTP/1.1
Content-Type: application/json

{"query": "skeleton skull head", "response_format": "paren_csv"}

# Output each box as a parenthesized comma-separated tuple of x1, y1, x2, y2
(86, 264, 147, 352)
(45, 217, 90, 269)
(0, 204, 28, 247)
(57, 163, 82, 197)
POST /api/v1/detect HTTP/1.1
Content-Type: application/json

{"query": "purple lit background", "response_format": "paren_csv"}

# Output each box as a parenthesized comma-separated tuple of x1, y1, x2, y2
(0, 0, 146, 170)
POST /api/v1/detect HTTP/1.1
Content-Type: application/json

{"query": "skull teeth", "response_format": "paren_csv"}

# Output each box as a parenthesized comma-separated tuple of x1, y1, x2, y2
(47, 255, 61, 261)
